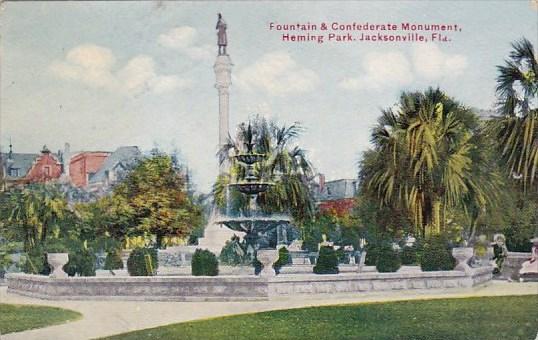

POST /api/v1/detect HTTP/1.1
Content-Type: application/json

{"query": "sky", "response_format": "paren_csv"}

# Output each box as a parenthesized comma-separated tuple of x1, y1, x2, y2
(1, 1, 537, 193)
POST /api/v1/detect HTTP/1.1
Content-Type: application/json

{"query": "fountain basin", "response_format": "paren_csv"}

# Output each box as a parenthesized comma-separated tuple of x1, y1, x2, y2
(216, 214, 291, 233)
(235, 153, 265, 165)
(229, 182, 273, 195)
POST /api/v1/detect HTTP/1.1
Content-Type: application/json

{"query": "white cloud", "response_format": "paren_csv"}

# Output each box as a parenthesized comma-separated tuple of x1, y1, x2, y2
(49, 44, 187, 96)
(339, 44, 468, 91)
(412, 44, 467, 79)
(158, 26, 212, 61)
(339, 51, 413, 91)
(236, 51, 320, 96)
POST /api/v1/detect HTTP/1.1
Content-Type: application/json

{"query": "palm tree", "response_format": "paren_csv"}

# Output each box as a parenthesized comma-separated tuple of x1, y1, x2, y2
(363, 88, 498, 236)
(3, 183, 67, 251)
(490, 38, 538, 192)
(215, 116, 315, 224)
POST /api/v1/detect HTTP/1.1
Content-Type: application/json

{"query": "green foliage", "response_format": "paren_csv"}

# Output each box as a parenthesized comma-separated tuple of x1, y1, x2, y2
(313, 246, 339, 274)
(64, 246, 96, 277)
(113, 155, 203, 248)
(400, 245, 419, 265)
(219, 236, 248, 266)
(360, 88, 500, 236)
(490, 38, 537, 192)
(104, 250, 124, 270)
(23, 247, 50, 275)
(504, 227, 533, 252)
(44, 239, 68, 253)
(127, 247, 158, 276)
(191, 249, 219, 276)
(375, 243, 401, 273)
(420, 236, 456, 271)
(0, 184, 69, 252)
(375, 244, 402, 273)
(273, 247, 291, 273)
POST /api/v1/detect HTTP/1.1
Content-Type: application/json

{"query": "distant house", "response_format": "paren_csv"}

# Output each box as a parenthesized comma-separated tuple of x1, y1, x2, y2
(1, 145, 62, 189)
(1, 149, 38, 189)
(87, 146, 142, 193)
(24, 145, 63, 183)
(69, 151, 111, 188)
(311, 174, 358, 216)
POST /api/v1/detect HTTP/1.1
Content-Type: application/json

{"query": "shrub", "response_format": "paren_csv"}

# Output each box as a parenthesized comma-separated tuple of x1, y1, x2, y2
(44, 239, 69, 253)
(23, 247, 51, 275)
(400, 246, 418, 265)
(313, 246, 339, 274)
(364, 243, 379, 266)
(104, 250, 124, 270)
(504, 227, 533, 252)
(191, 249, 219, 276)
(274, 247, 291, 274)
(375, 243, 401, 273)
(420, 236, 456, 271)
(64, 248, 96, 277)
(127, 247, 158, 276)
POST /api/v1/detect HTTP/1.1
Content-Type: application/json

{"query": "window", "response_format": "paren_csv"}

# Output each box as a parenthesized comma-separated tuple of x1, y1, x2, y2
(8, 168, 20, 177)
(43, 166, 51, 176)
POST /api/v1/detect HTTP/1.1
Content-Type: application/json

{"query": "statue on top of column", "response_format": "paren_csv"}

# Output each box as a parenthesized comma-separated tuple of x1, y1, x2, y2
(216, 13, 228, 56)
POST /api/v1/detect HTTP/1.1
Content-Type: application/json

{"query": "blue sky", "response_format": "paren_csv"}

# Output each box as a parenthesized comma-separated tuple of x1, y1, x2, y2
(1, 1, 537, 192)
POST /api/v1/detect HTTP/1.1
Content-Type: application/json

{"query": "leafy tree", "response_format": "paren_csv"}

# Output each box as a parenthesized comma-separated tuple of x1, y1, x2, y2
(489, 38, 538, 192)
(113, 155, 203, 248)
(0, 184, 69, 252)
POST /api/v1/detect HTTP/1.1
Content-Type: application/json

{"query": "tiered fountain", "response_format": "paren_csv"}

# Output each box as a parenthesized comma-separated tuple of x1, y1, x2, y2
(216, 138, 290, 277)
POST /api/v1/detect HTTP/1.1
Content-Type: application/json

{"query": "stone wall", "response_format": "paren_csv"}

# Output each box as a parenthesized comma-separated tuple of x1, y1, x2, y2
(7, 266, 492, 301)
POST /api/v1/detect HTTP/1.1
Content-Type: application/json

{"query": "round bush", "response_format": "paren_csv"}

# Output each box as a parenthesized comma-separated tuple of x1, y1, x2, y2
(127, 247, 158, 276)
(274, 247, 291, 274)
(364, 243, 379, 266)
(375, 243, 401, 273)
(420, 236, 456, 271)
(104, 250, 124, 270)
(191, 249, 219, 276)
(313, 246, 339, 274)
(64, 248, 96, 277)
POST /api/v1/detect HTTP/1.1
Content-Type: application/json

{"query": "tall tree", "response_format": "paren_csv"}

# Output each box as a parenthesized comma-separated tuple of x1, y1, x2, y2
(361, 88, 499, 237)
(490, 37, 538, 192)
(215, 116, 315, 224)
(0, 183, 68, 251)
(113, 155, 203, 248)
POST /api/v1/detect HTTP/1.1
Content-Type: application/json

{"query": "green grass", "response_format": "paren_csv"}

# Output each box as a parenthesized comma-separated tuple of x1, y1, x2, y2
(0, 303, 82, 334)
(103, 296, 538, 340)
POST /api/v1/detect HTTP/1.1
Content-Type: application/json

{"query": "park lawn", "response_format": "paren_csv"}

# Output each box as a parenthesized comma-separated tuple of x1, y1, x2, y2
(103, 295, 538, 340)
(0, 303, 82, 334)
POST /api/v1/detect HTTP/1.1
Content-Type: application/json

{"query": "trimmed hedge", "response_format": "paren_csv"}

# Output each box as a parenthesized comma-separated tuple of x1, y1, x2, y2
(274, 247, 291, 274)
(127, 247, 158, 276)
(420, 236, 456, 271)
(192, 249, 219, 276)
(375, 243, 401, 273)
(313, 246, 339, 274)
(104, 250, 124, 270)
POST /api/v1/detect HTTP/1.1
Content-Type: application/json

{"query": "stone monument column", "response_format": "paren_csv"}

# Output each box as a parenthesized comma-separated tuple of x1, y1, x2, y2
(214, 55, 233, 173)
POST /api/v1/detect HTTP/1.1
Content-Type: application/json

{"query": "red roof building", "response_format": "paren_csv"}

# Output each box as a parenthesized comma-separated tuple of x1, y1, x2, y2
(24, 145, 63, 183)
(69, 151, 111, 188)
